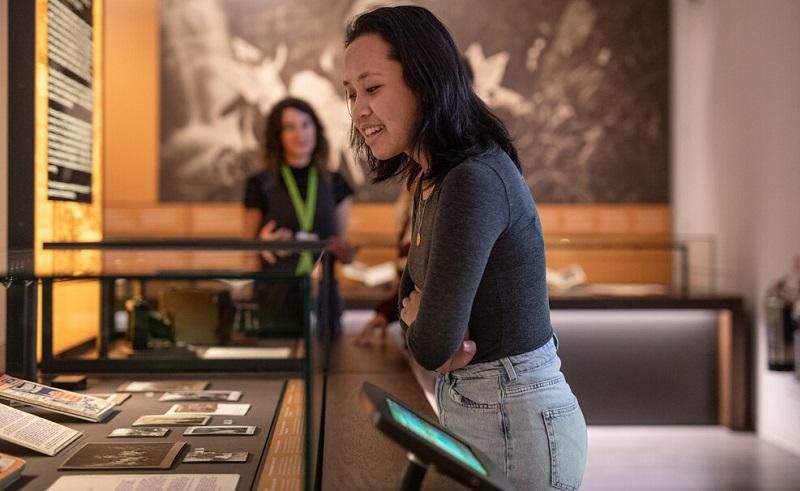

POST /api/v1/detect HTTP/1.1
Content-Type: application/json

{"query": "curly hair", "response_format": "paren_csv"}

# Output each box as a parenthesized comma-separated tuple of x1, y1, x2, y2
(263, 97, 329, 173)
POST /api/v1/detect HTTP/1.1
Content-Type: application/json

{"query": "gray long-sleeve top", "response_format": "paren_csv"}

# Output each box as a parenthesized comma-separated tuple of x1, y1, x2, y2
(401, 146, 553, 371)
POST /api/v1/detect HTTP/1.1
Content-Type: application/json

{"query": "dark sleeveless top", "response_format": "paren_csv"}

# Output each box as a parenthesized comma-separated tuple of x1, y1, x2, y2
(243, 166, 352, 238)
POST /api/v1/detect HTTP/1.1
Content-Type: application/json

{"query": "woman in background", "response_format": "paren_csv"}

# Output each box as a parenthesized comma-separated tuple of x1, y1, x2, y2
(244, 97, 353, 333)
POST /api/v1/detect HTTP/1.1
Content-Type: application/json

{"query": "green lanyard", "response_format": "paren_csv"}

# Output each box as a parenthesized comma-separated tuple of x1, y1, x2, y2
(281, 165, 318, 232)
(281, 165, 318, 274)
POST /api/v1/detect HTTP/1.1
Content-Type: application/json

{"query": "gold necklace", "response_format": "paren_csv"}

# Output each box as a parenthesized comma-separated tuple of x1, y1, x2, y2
(415, 185, 429, 247)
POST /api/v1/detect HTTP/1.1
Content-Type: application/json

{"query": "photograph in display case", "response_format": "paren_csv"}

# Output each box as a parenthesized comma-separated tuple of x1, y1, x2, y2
(183, 448, 249, 463)
(108, 427, 170, 438)
(132, 415, 211, 427)
(116, 381, 210, 392)
(159, 390, 241, 402)
(166, 403, 250, 416)
(59, 441, 186, 470)
(183, 425, 256, 436)
(88, 393, 132, 406)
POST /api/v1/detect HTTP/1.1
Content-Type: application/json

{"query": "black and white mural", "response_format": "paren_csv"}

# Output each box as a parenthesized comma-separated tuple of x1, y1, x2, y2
(159, 0, 669, 203)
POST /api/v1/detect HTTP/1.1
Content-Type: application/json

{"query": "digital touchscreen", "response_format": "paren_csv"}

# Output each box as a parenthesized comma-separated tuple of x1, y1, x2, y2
(386, 398, 487, 476)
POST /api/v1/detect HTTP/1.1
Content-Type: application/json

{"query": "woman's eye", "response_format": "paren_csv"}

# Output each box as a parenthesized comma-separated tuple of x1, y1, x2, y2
(366, 85, 381, 94)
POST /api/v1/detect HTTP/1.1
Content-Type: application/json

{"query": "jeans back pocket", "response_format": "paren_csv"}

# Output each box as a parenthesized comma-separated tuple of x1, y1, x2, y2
(542, 400, 587, 491)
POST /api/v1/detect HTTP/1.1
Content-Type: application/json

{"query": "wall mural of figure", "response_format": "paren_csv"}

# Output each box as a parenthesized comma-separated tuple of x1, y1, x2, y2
(159, 0, 668, 204)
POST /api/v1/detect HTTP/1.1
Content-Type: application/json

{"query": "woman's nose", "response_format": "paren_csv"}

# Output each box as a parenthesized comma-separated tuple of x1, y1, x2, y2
(352, 96, 370, 119)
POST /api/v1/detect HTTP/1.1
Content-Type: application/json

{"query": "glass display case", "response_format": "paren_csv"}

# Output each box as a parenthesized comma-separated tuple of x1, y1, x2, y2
(339, 236, 718, 309)
(542, 235, 717, 297)
(2, 240, 330, 490)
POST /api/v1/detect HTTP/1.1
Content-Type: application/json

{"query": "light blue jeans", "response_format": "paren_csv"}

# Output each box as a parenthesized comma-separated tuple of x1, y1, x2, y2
(435, 336, 587, 490)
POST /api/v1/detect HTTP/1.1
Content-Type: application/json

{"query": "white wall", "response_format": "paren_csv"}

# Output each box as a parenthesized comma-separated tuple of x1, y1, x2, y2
(0, 0, 8, 371)
(672, 0, 800, 455)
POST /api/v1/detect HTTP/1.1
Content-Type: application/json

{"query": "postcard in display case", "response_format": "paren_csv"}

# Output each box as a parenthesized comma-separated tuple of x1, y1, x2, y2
(166, 403, 250, 416)
(116, 381, 209, 393)
(183, 425, 256, 436)
(88, 393, 131, 406)
(0, 404, 82, 456)
(0, 375, 114, 422)
(59, 441, 186, 470)
(107, 427, 170, 438)
(183, 448, 249, 463)
(159, 390, 242, 402)
(131, 415, 210, 427)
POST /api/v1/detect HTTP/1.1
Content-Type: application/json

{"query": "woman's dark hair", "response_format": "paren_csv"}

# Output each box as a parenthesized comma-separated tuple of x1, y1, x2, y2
(263, 97, 329, 173)
(344, 6, 520, 187)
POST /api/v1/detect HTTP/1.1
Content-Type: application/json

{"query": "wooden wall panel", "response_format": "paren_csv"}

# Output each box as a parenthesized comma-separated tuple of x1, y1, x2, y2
(104, 0, 158, 205)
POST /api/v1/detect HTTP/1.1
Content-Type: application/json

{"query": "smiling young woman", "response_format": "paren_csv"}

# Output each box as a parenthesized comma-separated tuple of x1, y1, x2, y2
(343, 6, 587, 490)
(344, 33, 420, 166)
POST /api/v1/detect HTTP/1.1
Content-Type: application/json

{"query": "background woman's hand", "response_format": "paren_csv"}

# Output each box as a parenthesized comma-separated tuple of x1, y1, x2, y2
(258, 220, 293, 263)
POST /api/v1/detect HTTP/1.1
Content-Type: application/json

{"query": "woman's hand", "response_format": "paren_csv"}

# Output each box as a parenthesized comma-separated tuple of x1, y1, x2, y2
(258, 220, 293, 263)
(400, 288, 421, 326)
(401, 287, 477, 372)
(436, 332, 476, 373)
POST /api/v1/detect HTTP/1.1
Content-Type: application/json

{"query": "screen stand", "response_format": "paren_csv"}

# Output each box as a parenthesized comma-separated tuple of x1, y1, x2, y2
(400, 453, 428, 491)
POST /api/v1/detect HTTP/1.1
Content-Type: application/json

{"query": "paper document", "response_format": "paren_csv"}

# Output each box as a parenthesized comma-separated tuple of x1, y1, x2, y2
(0, 403, 82, 456)
(47, 474, 240, 491)
(201, 347, 292, 359)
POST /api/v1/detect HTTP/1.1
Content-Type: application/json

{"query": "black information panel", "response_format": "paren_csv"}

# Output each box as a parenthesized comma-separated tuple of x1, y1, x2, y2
(46, 0, 93, 203)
